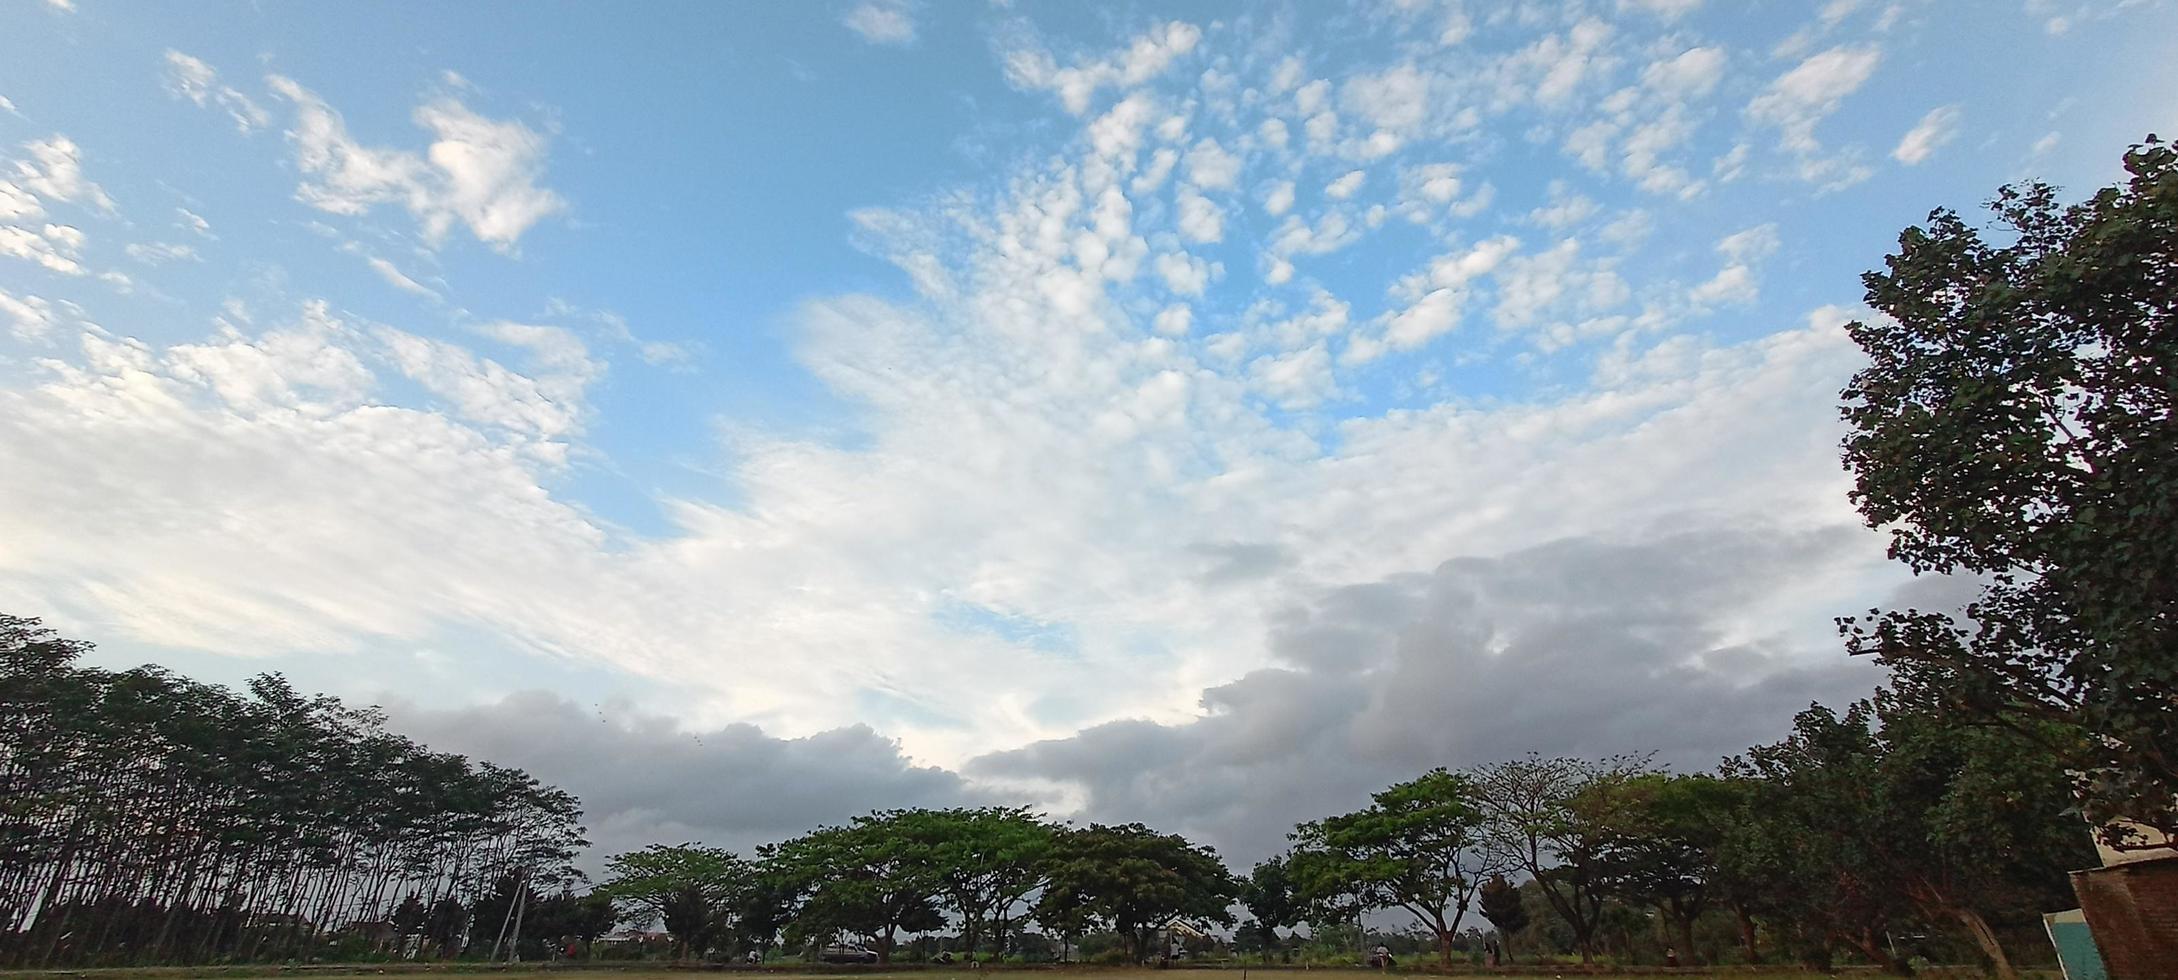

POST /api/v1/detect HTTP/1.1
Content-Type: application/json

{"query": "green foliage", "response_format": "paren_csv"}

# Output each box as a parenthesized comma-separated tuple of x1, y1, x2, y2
(1722, 688, 2089, 977)
(1476, 875, 1527, 956)
(1237, 855, 1298, 957)
(1470, 754, 1651, 964)
(1289, 768, 1498, 966)
(0, 614, 588, 969)
(764, 811, 944, 963)
(1838, 137, 2178, 844)
(600, 843, 752, 960)
(888, 806, 1054, 959)
(1037, 822, 1237, 964)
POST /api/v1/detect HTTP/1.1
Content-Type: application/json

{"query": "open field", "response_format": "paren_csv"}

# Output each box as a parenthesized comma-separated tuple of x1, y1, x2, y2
(0, 968, 2061, 980)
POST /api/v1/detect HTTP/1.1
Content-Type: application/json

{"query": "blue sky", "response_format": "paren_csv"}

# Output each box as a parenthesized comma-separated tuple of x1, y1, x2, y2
(3, 0, 2174, 856)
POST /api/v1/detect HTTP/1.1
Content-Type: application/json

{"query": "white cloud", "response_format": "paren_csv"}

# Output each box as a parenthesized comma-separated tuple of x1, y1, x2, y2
(176, 207, 214, 238)
(1248, 344, 1334, 409)
(1892, 105, 1962, 165)
(1002, 21, 1201, 115)
(9, 136, 115, 212)
(366, 255, 441, 300)
(162, 51, 271, 133)
(843, 0, 917, 45)
(1692, 223, 1781, 307)
(1182, 137, 1241, 190)
(1641, 46, 1727, 97)
(124, 241, 200, 265)
(1153, 303, 1192, 337)
(1156, 250, 1213, 295)
(1324, 170, 1366, 200)
(1261, 179, 1295, 217)
(269, 76, 567, 250)
(1748, 45, 1881, 155)
(1175, 186, 1223, 244)
(0, 287, 57, 342)
(0, 223, 86, 275)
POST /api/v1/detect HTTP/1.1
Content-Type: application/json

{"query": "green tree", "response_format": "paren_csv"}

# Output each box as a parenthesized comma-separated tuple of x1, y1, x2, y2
(1587, 773, 1742, 965)
(1238, 856, 1299, 961)
(1290, 768, 1499, 967)
(1038, 823, 1237, 964)
(1838, 137, 2178, 845)
(1476, 875, 1526, 962)
(600, 844, 751, 961)
(1471, 754, 1650, 964)
(766, 813, 942, 964)
(890, 806, 1053, 960)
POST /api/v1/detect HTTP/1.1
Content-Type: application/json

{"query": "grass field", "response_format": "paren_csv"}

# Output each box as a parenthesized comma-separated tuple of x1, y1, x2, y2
(0, 968, 2062, 980)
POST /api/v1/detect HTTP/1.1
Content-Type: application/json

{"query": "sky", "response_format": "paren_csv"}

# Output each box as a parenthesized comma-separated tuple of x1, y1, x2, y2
(2, 0, 2173, 869)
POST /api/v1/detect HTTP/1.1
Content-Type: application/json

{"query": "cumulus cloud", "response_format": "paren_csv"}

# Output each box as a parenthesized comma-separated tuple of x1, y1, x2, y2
(383, 692, 980, 865)
(975, 522, 1887, 863)
(1748, 45, 1881, 184)
(0, 15, 1927, 854)
(1002, 21, 1201, 115)
(1892, 104, 1962, 165)
(843, 0, 917, 46)
(269, 76, 567, 250)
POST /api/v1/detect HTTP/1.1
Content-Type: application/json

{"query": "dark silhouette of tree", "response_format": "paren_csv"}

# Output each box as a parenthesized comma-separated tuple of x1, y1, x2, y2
(1476, 875, 1526, 962)
(0, 614, 587, 968)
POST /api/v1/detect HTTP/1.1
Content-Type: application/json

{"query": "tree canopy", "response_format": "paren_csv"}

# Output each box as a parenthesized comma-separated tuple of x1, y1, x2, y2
(1839, 137, 2178, 844)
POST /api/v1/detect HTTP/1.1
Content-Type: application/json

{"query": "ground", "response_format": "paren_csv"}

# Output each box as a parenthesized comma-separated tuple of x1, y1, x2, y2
(0, 968, 2058, 980)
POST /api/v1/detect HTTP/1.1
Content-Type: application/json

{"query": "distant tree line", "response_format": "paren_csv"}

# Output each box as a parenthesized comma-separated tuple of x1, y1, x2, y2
(0, 615, 587, 968)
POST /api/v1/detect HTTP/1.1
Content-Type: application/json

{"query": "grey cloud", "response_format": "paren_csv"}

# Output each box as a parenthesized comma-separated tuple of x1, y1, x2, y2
(381, 692, 986, 871)
(972, 520, 1888, 866)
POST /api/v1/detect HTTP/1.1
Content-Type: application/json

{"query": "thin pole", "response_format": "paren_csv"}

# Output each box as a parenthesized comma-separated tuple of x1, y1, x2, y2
(508, 872, 529, 963)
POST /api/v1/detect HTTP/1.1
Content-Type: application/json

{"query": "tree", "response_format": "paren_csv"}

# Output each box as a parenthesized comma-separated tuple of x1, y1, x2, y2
(890, 807, 1053, 961)
(1724, 704, 1913, 974)
(0, 614, 588, 969)
(1238, 856, 1299, 961)
(1871, 683, 2094, 979)
(1476, 875, 1527, 962)
(1038, 823, 1237, 964)
(766, 813, 942, 964)
(600, 844, 751, 960)
(1289, 768, 1499, 967)
(1587, 773, 1742, 965)
(1471, 754, 1650, 964)
(1838, 137, 2178, 845)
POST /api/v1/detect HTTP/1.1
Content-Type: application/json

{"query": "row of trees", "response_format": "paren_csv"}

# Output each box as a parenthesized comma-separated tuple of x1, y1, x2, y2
(1238, 676, 2089, 977)
(598, 810, 1237, 966)
(0, 615, 588, 968)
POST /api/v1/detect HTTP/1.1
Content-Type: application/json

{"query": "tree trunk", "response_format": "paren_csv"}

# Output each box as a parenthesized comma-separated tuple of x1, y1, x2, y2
(1734, 904, 1760, 964)
(1954, 908, 2019, 980)
(1675, 912, 1697, 966)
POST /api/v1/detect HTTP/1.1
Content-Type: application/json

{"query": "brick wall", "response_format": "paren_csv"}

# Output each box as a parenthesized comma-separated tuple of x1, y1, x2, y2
(2073, 854, 2178, 979)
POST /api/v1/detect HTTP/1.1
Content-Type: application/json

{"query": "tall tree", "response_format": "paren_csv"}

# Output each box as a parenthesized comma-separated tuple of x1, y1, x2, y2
(1038, 823, 1237, 964)
(1586, 773, 1742, 965)
(890, 806, 1053, 961)
(1289, 768, 1499, 967)
(766, 813, 942, 964)
(1838, 137, 2178, 845)
(1471, 754, 1649, 965)
(0, 614, 587, 969)
(1238, 856, 1299, 961)
(600, 844, 751, 961)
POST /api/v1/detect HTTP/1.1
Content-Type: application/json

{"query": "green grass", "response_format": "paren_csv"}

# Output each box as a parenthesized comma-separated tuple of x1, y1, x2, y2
(0, 968, 2056, 980)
